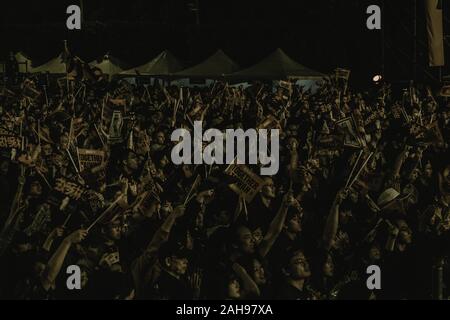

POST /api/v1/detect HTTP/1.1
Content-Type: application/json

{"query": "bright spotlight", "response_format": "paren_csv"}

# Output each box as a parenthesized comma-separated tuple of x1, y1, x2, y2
(373, 75, 382, 83)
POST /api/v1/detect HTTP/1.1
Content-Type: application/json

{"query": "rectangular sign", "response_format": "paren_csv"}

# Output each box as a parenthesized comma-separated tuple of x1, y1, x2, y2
(225, 164, 264, 203)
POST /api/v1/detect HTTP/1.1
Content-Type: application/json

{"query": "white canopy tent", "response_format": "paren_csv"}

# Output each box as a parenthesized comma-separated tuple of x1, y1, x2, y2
(30, 53, 67, 74)
(89, 55, 125, 76)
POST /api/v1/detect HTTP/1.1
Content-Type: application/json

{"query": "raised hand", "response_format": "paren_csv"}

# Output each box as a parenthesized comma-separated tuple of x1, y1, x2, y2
(173, 204, 186, 218)
(282, 191, 296, 208)
(65, 229, 88, 244)
(335, 188, 349, 204)
(50, 226, 65, 239)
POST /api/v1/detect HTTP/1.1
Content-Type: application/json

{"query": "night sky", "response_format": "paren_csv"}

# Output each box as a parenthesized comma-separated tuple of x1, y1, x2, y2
(1, 0, 449, 87)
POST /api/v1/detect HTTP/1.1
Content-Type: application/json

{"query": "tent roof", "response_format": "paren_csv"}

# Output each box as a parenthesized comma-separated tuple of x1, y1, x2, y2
(31, 53, 67, 74)
(174, 50, 240, 79)
(15, 52, 32, 64)
(15, 52, 32, 73)
(227, 48, 324, 80)
(121, 50, 183, 76)
(89, 55, 125, 76)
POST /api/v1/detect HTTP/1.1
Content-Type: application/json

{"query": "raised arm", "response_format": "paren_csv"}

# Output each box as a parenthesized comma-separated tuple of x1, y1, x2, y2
(323, 188, 348, 251)
(42, 226, 64, 252)
(135, 204, 186, 265)
(131, 204, 186, 296)
(41, 229, 87, 291)
(393, 147, 409, 178)
(258, 192, 295, 258)
(384, 220, 399, 252)
(232, 262, 260, 297)
(287, 139, 299, 175)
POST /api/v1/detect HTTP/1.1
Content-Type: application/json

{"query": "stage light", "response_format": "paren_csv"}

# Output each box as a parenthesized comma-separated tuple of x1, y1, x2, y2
(373, 74, 382, 83)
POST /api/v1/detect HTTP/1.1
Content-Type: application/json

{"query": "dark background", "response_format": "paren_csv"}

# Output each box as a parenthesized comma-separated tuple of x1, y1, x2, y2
(1, 0, 449, 88)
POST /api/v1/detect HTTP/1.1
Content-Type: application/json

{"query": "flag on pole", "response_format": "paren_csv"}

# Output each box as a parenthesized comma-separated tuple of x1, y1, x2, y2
(335, 68, 351, 80)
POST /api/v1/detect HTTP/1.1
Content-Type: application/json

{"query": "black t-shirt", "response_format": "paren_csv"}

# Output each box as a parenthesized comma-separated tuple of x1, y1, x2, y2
(268, 232, 303, 281)
(275, 279, 310, 300)
(0, 175, 12, 227)
(380, 244, 432, 300)
(246, 195, 279, 234)
(18, 277, 53, 300)
(154, 270, 193, 300)
(87, 270, 134, 299)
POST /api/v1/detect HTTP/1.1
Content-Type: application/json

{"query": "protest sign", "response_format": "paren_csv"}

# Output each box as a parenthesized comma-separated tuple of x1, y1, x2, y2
(54, 176, 86, 200)
(108, 110, 123, 144)
(335, 68, 351, 80)
(0, 135, 22, 149)
(225, 164, 264, 202)
(78, 149, 105, 172)
(335, 117, 362, 148)
(0, 119, 18, 136)
(335, 68, 351, 93)
(257, 115, 282, 131)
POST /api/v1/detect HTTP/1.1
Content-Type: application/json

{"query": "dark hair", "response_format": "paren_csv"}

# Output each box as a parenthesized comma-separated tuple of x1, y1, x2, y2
(282, 246, 305, 269)
(236, 255, 258, 276)
(229, 224, 250, 246)
(217, 269, 241, 300)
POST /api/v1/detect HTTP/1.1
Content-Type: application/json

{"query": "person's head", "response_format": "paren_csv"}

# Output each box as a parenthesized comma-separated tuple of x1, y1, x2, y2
(374, 128, 382, 141)
(98, 181, 107, 193)
(123, 150, 139, 171)
(226, 274, 241, 299)
(441, 165, 450, 193)
(424, 161, 433, 178)
(285, 211, 302, 234)
(165, 255, 188, 276)
(102, 219, 122, 241)
(368, 157, 378, 172)
(276, 87, 283, 97)
(160, 200, 173, 217)
(155, 131, 165, 145)
(377, 188, 401, 213)
(349, 189, 359, 203)
(153, 112, 164, 124)
(12, 232, 33, 254)
(299, 171, 313, 192)
(251, 259, 267, 285)
(135, 137, 149, 156)
(76, 259, 93, 288)
(408, 168, 420, 182)
(339, 207, 353, 225)
(368, 243, 381, 262)
(160, 243, 190, 277)
(232, 225, 255, 254)
(42, 144, 53, 157)
(158, 154, 169, 168)
(261, 177, 276, 199)
(52, 152, 68, 168)
(29, 179, 43, 196)
(396, 219, 412, 245)
(182, 164, 193, 179)
(237, 255, 267, 288)
(33, 261, 47, 279)
(250, 226, 263, 246)
(284, 249, 311, 280)
(59, 133, 69, 150)
(0, 159, 9, 175)
(322, 254, 334, 277)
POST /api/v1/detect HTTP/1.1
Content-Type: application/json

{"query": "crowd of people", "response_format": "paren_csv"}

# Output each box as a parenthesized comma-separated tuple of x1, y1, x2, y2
(0, 56, 449, 300)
